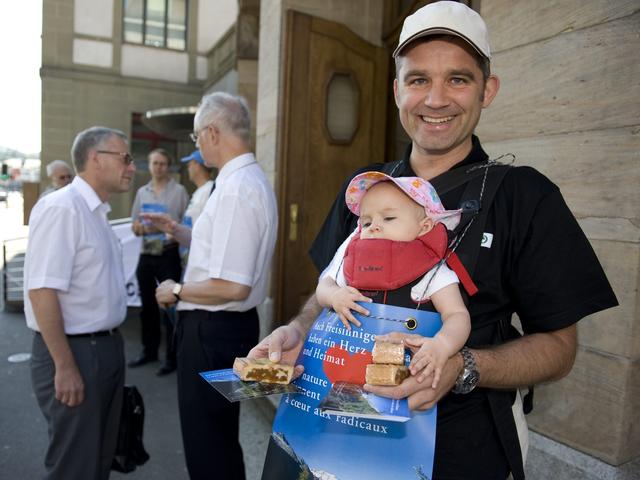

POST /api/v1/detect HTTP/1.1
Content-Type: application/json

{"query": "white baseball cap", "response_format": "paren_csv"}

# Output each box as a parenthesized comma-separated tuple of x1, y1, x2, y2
(393, 1, 491, 60)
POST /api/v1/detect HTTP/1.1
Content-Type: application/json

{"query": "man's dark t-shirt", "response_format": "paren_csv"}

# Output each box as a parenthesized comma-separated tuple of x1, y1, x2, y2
(309, 136, 618, 479)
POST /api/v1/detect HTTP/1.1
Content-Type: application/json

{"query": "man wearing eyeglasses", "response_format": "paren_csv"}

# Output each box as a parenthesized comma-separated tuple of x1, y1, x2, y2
(39, 159, 74, 198)
(129, 149, 188, 376)
(24, 126, 136, 479)
(155, 92, 278, 480)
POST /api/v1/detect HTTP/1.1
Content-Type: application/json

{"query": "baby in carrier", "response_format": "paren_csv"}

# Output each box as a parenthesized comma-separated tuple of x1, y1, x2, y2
(316, 171, 471, 388)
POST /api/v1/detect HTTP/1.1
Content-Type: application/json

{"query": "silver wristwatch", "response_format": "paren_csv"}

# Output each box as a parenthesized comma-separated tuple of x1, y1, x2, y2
(172, 283, 183, 300)
(452, 347, 479, 394)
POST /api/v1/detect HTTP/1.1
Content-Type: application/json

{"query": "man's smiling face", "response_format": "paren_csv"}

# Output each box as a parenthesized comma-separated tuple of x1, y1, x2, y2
(394, 36, 498, 161)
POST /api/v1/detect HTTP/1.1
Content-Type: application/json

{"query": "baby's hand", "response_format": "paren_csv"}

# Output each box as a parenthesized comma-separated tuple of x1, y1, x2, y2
(330, 286, 371, 330)
(405, 336, 449, 389)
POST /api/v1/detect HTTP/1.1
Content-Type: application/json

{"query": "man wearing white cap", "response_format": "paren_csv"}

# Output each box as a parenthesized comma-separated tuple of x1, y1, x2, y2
(251, 2, 617, 478)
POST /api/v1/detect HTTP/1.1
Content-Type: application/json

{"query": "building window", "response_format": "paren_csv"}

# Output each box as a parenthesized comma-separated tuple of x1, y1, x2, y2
(123, 0, 188, 50)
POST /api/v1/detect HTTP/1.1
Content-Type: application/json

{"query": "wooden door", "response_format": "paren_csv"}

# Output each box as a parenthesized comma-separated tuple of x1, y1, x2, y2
(274, 11, 388, 324)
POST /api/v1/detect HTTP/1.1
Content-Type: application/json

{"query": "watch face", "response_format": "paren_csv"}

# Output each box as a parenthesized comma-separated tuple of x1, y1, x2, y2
(466, 370, 480, 389)
(456, 369, 479, 394)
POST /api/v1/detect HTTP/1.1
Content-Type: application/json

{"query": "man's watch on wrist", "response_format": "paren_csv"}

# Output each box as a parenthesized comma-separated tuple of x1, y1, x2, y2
(172, 283, 183, 301)
(452, 346, 479, 394)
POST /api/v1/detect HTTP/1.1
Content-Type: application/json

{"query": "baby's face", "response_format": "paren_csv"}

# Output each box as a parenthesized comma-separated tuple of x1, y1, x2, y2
(359, 182, 433, 242)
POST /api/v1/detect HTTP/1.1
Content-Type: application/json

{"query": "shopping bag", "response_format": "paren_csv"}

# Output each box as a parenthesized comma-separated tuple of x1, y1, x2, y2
(111, 385, 150, 473)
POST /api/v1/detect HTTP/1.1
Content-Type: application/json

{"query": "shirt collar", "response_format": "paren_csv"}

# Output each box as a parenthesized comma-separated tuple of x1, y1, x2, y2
(216, 153, 257, 184)
(72, 176, 111, 215)
(397, 135, 489, 177)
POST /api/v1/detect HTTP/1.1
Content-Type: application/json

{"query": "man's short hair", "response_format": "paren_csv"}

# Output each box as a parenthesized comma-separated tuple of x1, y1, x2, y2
(394, 34, 491, 82)
(71, 126, 128, 173)
(195, 92, 252, 145)
(149, 148, 173, 165)
(46, 159, 72, 178)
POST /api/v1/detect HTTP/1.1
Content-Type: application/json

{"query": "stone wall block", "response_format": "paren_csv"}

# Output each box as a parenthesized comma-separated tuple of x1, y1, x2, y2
(477, 12, 640, 142)
(483, 0, 638, 53)
(528, 348, 636, 465)
(482, 128, 640, 221)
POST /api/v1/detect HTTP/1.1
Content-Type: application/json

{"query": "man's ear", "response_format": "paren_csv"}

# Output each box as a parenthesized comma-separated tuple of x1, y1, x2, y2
(482, 74, 500, 108)
(418, 217, 435, 236)
(89, 149, 100, 170)
(393, 78, 400, 107)
(208, 125, 220, 145)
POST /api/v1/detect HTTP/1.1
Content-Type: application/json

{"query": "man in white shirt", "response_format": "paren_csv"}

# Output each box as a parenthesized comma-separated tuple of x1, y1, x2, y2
(24, 126, 136, 479)
(156, 92, 278, 480)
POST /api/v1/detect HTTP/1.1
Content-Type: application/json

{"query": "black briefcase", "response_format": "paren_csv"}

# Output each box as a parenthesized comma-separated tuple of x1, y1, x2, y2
(111, 385, 150, 473)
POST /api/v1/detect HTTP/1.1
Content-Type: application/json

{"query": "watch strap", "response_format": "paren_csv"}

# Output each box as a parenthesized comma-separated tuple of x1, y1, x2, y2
(453, 346, 478, 394)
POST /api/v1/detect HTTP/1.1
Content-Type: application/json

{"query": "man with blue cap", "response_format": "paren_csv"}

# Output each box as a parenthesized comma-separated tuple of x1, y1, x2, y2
(142, 150, 214, 249)
(181, 150, 214, 228)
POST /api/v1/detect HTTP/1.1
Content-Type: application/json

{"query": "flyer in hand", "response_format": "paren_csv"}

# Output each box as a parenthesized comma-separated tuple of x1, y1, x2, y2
(261, 303, 442, 480)
(199, 369, 299, 402)
(140, 203, 168, 255)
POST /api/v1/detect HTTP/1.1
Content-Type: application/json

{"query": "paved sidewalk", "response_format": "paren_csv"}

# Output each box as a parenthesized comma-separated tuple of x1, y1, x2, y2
(0, 306, 275, 480)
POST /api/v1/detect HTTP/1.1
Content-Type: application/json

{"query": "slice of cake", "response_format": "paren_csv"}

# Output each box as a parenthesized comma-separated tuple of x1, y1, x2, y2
(233, 357, 294, 384)
(371, 341, 405, 365)
(365, 364, 409, 386)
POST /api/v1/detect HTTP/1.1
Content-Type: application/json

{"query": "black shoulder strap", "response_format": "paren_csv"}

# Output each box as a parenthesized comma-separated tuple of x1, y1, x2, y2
(382, 159, 493, 197)
(380, 159, 403, 176)
(450, 164, 511, 279)
(451, 165, 528, 480)
(486, 389, 525, 480)
(430, 161, 495, 196)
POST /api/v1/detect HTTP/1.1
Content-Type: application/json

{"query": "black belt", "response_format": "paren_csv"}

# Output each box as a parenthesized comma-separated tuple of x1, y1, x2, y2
(66, 328, 119, 338)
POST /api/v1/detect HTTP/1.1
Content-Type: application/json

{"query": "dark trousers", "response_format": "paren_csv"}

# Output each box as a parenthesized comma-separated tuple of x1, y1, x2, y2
(31, 331, 125, 480)
(136, 247, 181, 362)
(176, 308, 259, 480)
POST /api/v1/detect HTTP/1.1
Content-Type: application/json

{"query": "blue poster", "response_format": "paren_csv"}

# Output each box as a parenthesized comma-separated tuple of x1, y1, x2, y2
(262, 302, 442, 480)
(140, 203, 168, 255)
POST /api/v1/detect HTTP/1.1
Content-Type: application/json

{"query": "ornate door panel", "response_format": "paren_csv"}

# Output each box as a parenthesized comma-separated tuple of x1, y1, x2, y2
(275, 11, 388, 323)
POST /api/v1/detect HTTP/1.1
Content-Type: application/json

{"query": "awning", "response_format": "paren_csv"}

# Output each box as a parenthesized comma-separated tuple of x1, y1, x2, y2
(142, 106, 198, 141)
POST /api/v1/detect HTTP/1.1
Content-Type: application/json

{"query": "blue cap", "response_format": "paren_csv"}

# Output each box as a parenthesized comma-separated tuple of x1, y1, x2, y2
(181, 150, 205, 165)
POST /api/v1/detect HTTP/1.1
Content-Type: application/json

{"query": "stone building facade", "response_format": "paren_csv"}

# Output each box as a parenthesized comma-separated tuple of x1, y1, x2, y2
(40, 0, 639, 473)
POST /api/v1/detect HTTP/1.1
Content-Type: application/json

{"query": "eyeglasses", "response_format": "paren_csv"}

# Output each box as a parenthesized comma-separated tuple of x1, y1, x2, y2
(57, 174, 72, 180)
(97, 150, 134, 165)
(190, 124, 212, 144)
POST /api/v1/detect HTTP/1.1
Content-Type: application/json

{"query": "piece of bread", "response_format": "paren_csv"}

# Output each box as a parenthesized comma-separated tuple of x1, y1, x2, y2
(365, 364, 409, 386)
(233, 357, 294, 384)
(372, 341, 405, 365)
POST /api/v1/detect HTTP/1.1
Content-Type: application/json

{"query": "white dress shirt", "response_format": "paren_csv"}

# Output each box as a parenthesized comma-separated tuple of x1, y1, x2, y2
(24, 176, 127, 333)
(178, 153, 278, 312)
